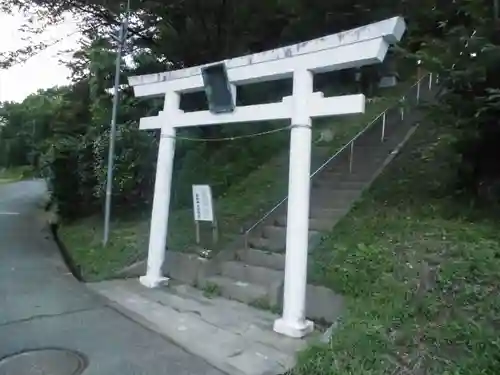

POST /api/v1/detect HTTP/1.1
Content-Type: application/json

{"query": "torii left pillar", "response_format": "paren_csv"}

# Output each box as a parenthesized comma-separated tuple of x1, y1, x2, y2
(139, 92, 179, 288)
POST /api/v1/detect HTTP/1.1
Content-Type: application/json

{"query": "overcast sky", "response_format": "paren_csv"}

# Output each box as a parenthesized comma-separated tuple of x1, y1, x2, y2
(0, 11, 81, 103)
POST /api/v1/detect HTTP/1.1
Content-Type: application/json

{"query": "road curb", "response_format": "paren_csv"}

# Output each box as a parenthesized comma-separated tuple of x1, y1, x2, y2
(49, 222, 84, 282)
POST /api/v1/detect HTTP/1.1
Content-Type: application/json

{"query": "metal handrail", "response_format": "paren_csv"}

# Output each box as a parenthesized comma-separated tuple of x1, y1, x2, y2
(243, 72, 433, 248)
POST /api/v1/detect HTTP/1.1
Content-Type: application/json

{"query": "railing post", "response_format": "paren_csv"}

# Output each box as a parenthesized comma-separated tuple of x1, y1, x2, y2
(416, 80, 421, 103)
(349, 141, 354, 173)
(400, 96, 405, 120)
(381, 112, 386, 142)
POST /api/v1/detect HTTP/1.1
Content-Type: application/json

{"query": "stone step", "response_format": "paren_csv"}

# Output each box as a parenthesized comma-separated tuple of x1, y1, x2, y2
(321, 155, 381, 171)
(320, 154, 388, 175)
(380, 127, 414, 147)
(311, 188, 361, 201)
(248, 230, 320, 252)
(337, 136, 389, 146)
(317, 168, 378, 183)
(351, 146, 392, 159)
(262, 225, 286, 242)
(310, 190, 362, 209)
(309, 200, 354, 213)
(311, 179, 366, 190)
(310, 207, 349, 219)
(220, 261, 284, 287)
(201, 275, 269, 305)
(237, 248, 286, 270)
(312, 146, 333, 159)
(353, 127, 407, 147)
(352, 130, 406, 148)
(314, 123, 410, 170)
(311, 146, 392, 180)
(274, 215, 341, 232)
(247, 236, 284, 252)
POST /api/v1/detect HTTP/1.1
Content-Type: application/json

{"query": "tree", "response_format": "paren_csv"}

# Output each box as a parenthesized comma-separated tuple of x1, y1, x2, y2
(411, 0, 500, 201)
(8, 0, 478, 219)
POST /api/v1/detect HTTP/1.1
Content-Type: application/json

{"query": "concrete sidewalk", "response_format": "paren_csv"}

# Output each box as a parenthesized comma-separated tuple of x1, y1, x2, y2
(89, 279, 311, 375)
(0, 180, 224, 375)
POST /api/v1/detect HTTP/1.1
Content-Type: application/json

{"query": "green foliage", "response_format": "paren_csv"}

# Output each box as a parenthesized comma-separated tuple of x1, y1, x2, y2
(0, 30, 294, 221)
(0, 165, 33, 184)
(2, 0, 424, 71)
(202, 282, 222, 299)
(412, 0, 500, 202)
(0, 37, 162, 219)
(0, 0, 426, 221)
(40, 136, 92, 218)
(171, 125, 289, 208)
(92, 122, 159, 208)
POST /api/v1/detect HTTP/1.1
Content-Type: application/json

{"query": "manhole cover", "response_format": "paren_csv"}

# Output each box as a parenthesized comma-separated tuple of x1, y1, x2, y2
(0, 348, 87, 375)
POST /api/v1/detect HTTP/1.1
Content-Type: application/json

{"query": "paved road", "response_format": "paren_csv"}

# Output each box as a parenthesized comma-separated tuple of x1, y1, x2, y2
(0, 180, 224, 375)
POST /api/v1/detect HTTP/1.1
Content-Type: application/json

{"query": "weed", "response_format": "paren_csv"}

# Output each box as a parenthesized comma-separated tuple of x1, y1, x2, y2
(250, 297, 281, 314)
(202, 282, 222, 298)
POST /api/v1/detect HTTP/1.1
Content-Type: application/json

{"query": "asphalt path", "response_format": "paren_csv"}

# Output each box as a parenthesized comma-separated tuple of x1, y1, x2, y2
(0, 180, 224, 375)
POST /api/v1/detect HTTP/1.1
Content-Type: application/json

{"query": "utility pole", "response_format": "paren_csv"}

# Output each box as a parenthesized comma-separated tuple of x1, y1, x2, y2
(103, 0, 130, 246)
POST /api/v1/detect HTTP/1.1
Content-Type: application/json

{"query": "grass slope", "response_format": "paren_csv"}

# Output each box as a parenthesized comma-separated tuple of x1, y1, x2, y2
(292, 121, 500, 374)
(58, 80, 415, 281)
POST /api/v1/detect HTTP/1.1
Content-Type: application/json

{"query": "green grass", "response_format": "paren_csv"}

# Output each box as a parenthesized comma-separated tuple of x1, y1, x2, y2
(202, 282, 222, 298)
(59, 78, 418, 281)
(0, 166, 33, 184)
(291, 121, 500, 374)
(58, 213, 150, 280)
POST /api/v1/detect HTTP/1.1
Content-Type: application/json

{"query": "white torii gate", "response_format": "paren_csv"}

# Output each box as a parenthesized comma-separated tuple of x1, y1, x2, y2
(128, 16, 406, 338)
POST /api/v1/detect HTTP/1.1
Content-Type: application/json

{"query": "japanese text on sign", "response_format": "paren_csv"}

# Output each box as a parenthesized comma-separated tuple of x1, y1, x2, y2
(192, 185, 214, 222)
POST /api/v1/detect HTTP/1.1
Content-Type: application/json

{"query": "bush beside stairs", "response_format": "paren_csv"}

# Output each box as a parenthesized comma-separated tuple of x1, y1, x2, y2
(197, 90, 430, 321)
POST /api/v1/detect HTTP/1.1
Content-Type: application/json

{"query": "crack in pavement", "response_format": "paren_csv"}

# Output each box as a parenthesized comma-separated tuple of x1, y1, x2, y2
(0, 306, 103, 328)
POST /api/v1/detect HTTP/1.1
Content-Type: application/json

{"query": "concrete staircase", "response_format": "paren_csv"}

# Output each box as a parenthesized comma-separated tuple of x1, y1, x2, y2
(200, 104, 422, 311)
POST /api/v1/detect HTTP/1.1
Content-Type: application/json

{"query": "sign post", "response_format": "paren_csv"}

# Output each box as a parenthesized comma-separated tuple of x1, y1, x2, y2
(128, 16, 406, 338)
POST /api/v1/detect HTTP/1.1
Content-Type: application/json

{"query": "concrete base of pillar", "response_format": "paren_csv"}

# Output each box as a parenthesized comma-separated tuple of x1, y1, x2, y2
(273, 317, 314, 338)
(139, 275, 169, 289)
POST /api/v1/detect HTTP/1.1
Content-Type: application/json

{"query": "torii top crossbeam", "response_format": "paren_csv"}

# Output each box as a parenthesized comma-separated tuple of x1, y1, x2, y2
(128, 16, 406, 97)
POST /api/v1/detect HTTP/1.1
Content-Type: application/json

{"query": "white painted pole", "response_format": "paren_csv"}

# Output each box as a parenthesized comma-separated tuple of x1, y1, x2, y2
(429, 73, 433, 90)
(139, 93, 179, 289)
(400, 96, 405, 120)
(349, 141, 354, 173)
(416, 80, 421, 103)
(103, 0, 130, 246)
(381, 112, 386, 142)
(274, 69, 314, 338)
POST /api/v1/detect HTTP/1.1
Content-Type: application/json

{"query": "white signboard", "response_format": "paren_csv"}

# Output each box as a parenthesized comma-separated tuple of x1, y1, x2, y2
(192, 185, 214, 222)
